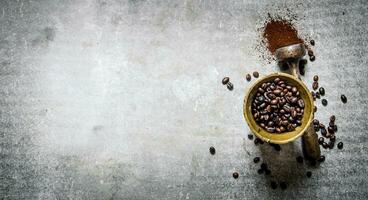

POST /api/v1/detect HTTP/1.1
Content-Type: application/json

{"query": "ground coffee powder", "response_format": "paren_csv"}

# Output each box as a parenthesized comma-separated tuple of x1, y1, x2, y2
(262, 19, 304, 55)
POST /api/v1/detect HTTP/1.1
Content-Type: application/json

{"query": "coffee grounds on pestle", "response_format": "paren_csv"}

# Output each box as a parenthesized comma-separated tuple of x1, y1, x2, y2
(262, 19, 304, 55)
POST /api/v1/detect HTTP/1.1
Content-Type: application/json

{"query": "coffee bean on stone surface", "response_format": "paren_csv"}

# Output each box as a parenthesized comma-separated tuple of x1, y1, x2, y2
(318, 155, 325, 162)
(328, 126, 334, 134)
(334, 125, 338, 132)
(319, 87, 325, 96)
(308, 50, 314, 57)
(330, 135, 336, 142)
(222, 77, 230, 85)
(329, 141, 335, 149)
(330, 115, 336, 123)
(321, 127, 327, 137)
(233, 172, 239, 179)
(313, 119, 319, 126)
(253, 71, 259, 78)
(310, 55, 316, 61)
(322, 142, 329, 149)
(312, 81, 318, 90)
(248, 134, 254, 140)
(341, 95, 347, 103)
(209, 146, 216, 155)
(227, 82, 234, 91)
(337, 142, 344, 149)
(246, 74, 251, 81)
(310, 40, 315, 46)
(322, 99, 328, 106)
(254, 157, 260, 163)
(316, 92, 320, 99)
(318, 137, 324, 145)
(313, 75, 319, 82)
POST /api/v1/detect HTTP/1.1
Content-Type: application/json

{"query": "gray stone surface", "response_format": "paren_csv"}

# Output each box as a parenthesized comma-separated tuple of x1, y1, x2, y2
(0, 0, 367, 199)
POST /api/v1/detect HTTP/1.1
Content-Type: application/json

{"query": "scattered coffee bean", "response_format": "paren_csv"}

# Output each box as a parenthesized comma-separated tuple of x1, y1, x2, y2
(271, 181, 277, 189)
(316, 92, 320, 99)
(310, 55, 316, 61)
(328, 126, 334, 134)
(330, 135, 336, 142)
(261, 163, 268, 170)
(233, 172, 239, 179)
(341, 95, 347, 103)
(306, 171, 312, 178)
(265, 169, 271, 175)
(253, 71, 259, 78)
(248, 134, 254, 140)
(312, 81, 318, 90)
(226, 82, 233, 91)
(258, 168, 264, 174)
(334, 125, 338, 132)
(322, 142, 329, 149)
(322, 99, 328, 106)
(313, 75, 319, 82)
(280, 182, 287, 190)
(329, 141, 335, 149)
(296, 156, 303, 163)
(310, 40, 315, 46)
(319, 87, 325, 96)
(313, 119, 319, 126)
(246, 74, 251, 81)
(308, 50, 314, 57)
(314, 106, 317, 113)
(253, 157, 260, 163)
(273, 144, 281, 151)
(222, 77, 230, 85)
(330, 115, 336, 123)
(321, 127, 327, 137)
(318, 155, 325, 162)
(337, 142, 344, 149)
(318, 137, 324, 145)
(209, 146, 216, 155)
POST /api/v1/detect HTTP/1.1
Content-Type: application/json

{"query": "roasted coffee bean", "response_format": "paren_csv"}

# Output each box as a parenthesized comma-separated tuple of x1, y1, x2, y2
(266, 127, 275, 133)
(254, 138, 260, 145)
(329, 141, 335, 149)
(311, 91, 316, 101)
(312, 81, 318, 90)
(318, 155, 326, 162)
(274, 78, 280, 83)
(322, 142, 329, 149)
(321, 128, 327, 137)
(253, 157, 260, 163)
(265, 169, 271, 175)
(330, 115, 336, 123)
(306, 171, 312, 178)
(333, 125, 338, 132)
(319, 123, 325, 129)
(222, 77, 230, 85)
(227, 82, 234, 91)
(313, 119, 319, 125)
(261, 163, 268, 170)
(337, 142, 343, 149)
(310, 55, 316, 61)
(233, 172, 239, 179)
(296, 156, 303, 163)
(271, 181, 277, 189)
(314, 125, 320, 132)
(328, 126, 334, 134)
(319, 87, 325, 96)
(308, 50, 314, 57)
(270, 99, 279, 105)
(298, 99, 305, 108)
(316, 92, 321, 99)
(341, 95, 347, 103)
(314, 106, 317, 113)
(248, 134, 254, 140)
(322, 99, 328, 106)
(313, 75, 319, 82)
(258, 168, 264, 174)
(280, 182, 287, 190)
(246, 74, 251, 81)
(253, 71, 259, 78)
(318, 137, 324, 145)
(330, 135, 336, 142)
(310, 40, 315, 46)
(209, 146, 216, 155)
(273, 144, 281, 151)
(329, 121, 335, 127)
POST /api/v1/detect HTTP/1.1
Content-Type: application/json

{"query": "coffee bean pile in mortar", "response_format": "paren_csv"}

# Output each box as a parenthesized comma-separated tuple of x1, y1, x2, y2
(252, 77, 305, 133)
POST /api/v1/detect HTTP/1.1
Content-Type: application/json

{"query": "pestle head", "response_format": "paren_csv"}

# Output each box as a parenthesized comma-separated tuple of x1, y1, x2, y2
(275, 43, 306, 62)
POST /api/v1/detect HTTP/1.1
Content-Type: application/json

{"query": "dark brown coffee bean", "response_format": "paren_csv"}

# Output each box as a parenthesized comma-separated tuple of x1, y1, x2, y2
(306, 171, 312, 178)
(253, 157, 260, 163)
(246, 74, 251, 81)
(313, 75, 319, 82)
(261, 163, 268, 170)
(314, 125, 320, 132)
(271, 181, 277, 189)
(310, 40, 315, 46)
(341, 95, 347, 103)
(318, 137, 324, 145)
(258, 87, 265, 93)
(253, 71, 259, 78)
(330, 115, 336, 123)
(222, 77, 229, 85)
(329, 141, 335, 149)
(209, 146, 216, 155)
(273, 144, 281, 151)
(316, 92, 320, 99)
(322, 142, 329, 149)
(297, 99, 305, 108)
(312, 81, 318, 90)
(310, 55, 315, 61)
(226, 82, 233, 91)
(322, 99, 328, 106)
(290, 97, 298, 104)
(321, 127, 327, 137)
(330, 135, 336, 142)
(291, 87, 297, 94)
(257, 168, 264, 174)
(248, 134, 254, 140)
(233, 172, 239, 179)
(319, 87, 325, 96)
(328, 126, 334, 134)
(337, 142, 343, 149)
(314, 106, 317, 113)
(318, 155, 325, 162)
(313, 119, 319, 126)
(308, 50, 314, 57)
(296, 156, 303, 163)
(280, 182, 287, 190)
(254, 138, 260, 145)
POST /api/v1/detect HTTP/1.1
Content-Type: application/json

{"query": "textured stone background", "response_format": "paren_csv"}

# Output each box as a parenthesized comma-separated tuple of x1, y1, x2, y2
(0, 0, 367, 199)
